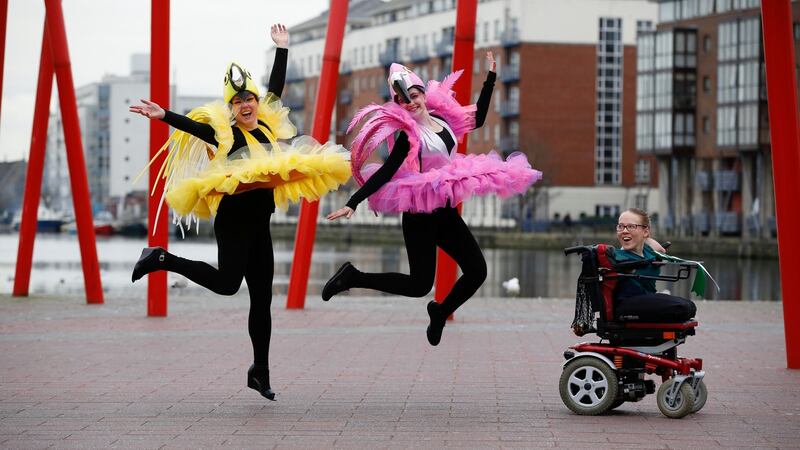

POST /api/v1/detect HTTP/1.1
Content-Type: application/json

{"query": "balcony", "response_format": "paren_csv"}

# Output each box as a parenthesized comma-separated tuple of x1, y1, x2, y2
(500, 64, 520, 83)
(500, 28, 521, 47)
(379, 49, 398, 67)
(714, 170, 740, 192)
(339, 61, 352, 75)
(692, 212, 710, 234)
(500, 100, 520, 118)
(338, 89, 352, 105)
(285, 66, 304, 83)
(715, 212, 741, 234)
(434, 39, 453, 57)
(499, 135, 519, 153)
(409, 45, 430, 63)
(695, 171, 711, 191)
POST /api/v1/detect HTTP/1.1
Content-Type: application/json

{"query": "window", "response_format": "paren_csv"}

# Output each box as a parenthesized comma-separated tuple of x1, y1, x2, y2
(596, 17, 623, 185)
(635, 159, 651, 184)
(634, 193, 648, 210)
(659, 1, 677, 23)
(703, 75, 711, 93)
(717, 106, 736, 146)
(703, 116, 710, 134)
(637, 20, 653, 33)
(637, 112, 654, 151)
(717, 17, 763, 148)
(699, 0, 714, 15)
(703, 35, 712, 53)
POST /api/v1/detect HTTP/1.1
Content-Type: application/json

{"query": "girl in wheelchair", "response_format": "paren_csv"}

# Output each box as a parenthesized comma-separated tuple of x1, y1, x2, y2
(612, 208, 697, 323)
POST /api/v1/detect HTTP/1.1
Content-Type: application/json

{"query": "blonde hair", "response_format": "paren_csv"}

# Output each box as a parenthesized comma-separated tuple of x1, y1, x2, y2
(623, 207, 650, 228)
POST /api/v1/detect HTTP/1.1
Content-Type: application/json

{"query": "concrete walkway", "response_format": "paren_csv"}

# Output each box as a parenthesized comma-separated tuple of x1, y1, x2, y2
(0, 291, 798, 449)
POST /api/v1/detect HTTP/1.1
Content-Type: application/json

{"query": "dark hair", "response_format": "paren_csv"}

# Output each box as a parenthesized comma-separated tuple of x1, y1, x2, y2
(233, 90, 258, 103)
(623, 207, 650, 228)
(393, 86, 425, 104)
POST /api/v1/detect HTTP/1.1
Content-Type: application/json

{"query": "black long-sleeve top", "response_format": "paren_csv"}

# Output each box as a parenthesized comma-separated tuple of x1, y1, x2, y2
(346, 70, 496, 210)
(159, 48, 288, 212)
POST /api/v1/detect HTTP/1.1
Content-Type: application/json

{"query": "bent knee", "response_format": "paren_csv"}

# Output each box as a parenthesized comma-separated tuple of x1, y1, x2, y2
(466, 259, 488, 284)
(407, 277, 434, 297)
(216, 279, 243, 296)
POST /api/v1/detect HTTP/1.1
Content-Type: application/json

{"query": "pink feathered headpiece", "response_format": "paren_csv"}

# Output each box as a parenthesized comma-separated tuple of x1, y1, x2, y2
(387, 63, 425, 94)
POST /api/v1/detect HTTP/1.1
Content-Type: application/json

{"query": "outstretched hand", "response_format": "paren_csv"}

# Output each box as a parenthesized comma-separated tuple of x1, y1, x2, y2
(486, 51, 496, 72)
(129, 99, 165, 120)
(326, 206, 354, 221)
(271, 23, 289, 48)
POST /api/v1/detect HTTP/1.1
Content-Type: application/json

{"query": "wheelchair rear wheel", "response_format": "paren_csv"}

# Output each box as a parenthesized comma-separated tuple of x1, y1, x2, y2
(559, 357, 619, 415)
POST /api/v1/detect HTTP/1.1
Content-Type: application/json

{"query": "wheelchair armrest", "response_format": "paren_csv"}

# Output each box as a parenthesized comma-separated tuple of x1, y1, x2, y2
(612, 259, 654, 271)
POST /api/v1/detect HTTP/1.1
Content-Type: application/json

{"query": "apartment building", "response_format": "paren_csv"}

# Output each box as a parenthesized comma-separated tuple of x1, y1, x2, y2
(636, 0, 799, 238)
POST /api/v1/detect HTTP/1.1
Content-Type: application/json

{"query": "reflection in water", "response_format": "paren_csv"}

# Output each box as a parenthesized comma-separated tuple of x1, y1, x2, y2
(0, 234, 781, 301)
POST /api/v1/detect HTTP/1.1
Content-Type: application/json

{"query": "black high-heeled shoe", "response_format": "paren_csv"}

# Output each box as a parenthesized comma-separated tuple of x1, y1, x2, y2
(321, 261, 355, 301)
(247, 363, 276, 401)
(131, 247, 167, 283)
(426, 301, 446, 346)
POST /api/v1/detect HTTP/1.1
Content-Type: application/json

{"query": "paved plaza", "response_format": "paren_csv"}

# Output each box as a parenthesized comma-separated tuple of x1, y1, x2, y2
(1, 291, 798, 449)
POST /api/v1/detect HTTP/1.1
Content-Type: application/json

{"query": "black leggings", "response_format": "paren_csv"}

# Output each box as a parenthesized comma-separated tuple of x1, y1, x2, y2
(350, 207, 487, 316)
(164, 190, 275, 365)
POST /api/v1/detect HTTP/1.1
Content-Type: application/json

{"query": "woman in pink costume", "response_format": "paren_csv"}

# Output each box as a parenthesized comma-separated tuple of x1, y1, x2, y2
(323, 53, 541, 346)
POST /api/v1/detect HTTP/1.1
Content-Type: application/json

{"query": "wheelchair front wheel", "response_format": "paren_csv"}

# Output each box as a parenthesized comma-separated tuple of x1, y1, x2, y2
(559, 357, 619, 415)
(691, 379, 708, 413)
(656, 378, 695, 418)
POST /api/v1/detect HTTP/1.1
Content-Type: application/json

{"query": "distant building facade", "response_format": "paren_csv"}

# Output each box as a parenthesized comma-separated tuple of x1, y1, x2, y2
(267, 0, 660, 228)
(0, 160, 26, 219)
(44, 55, 214, 217)
(636, 0, 799, 238)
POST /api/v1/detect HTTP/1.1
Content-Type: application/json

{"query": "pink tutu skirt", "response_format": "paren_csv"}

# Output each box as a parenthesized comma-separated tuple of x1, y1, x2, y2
(360, 151, 542, 213)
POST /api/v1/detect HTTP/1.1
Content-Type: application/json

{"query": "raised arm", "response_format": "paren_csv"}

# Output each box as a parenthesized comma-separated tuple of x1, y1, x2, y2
(267, 24, 289, 98)
(130, 99, 217, 145)
(327, 132, 411, 220)
(474, 51, 497, 129)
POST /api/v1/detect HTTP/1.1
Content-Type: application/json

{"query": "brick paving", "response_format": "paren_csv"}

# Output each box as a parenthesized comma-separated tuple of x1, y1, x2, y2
(0, 291, 798, 449)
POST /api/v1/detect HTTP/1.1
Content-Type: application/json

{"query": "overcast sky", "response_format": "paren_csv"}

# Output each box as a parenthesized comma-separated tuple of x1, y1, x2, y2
(0, 0, 329, 162)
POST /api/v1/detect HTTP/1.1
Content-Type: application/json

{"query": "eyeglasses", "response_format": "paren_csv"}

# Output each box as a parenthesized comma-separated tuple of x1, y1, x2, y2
(616, 223, 648, 232)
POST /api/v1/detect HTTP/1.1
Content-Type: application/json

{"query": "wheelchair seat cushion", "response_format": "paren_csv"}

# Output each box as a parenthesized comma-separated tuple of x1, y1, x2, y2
(614, 293, 697, 322)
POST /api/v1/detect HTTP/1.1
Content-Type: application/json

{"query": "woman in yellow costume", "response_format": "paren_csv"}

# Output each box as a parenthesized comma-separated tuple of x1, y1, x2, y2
(129, 24, 350, 401)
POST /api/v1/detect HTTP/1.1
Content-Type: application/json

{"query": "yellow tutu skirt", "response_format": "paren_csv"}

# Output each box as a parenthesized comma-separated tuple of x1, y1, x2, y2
(165, 136, 351, 220)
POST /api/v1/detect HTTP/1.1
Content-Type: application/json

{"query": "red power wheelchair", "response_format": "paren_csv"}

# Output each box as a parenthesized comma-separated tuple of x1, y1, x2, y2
(559, 244, 707, 419)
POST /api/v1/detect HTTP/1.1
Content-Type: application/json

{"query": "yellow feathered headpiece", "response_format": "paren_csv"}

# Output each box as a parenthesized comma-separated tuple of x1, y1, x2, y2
(223, 62, 261, 103)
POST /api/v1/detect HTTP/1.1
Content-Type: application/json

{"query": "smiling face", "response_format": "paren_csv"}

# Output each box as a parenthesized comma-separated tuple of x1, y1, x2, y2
(617, 210, 650, 254)
(231, 92, 259, 130)
(397, 87, 427, 118)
